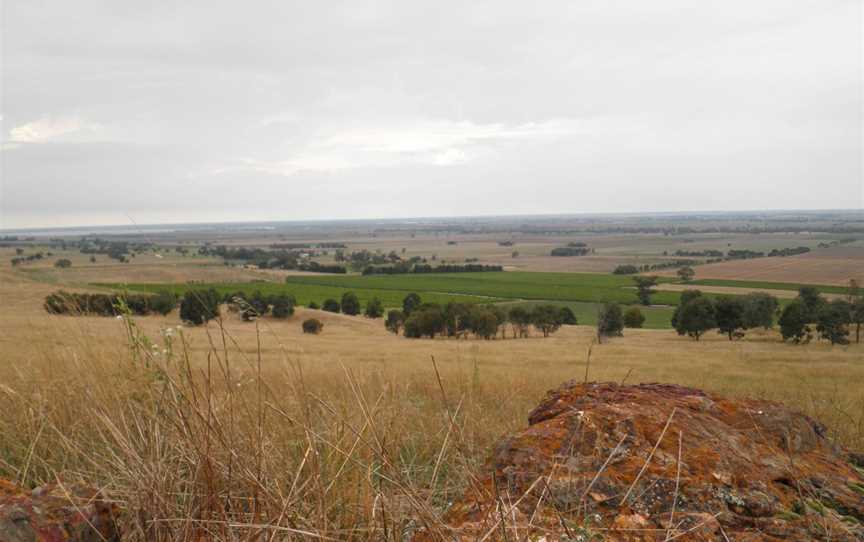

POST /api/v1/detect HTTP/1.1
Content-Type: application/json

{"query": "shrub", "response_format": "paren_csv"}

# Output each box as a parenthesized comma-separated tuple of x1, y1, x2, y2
(322, 299, 341, 313)
(54, 258, 72, 268)
(149, 291, 178, 316)
(308, 301, 320, 310)
(271, 295, 295, 319)
(613, 265, 639, 275)
(302, 318, 324, 334)
(364, 297, 384, 318)
(385, 310, 405, 335)
(623, 307, 645, 328)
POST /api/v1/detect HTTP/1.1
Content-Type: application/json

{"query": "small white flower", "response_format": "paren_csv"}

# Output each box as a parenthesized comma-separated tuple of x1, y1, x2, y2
(115, 315, 123, 320)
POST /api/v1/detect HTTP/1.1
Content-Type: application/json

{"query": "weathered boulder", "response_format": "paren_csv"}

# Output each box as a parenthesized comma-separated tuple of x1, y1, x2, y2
(0, 479, 119, 542)
(426, 382, 864, 541)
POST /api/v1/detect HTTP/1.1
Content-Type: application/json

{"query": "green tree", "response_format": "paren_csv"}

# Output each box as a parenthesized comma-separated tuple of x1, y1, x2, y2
(54, 258, 72, 268)
(531, 304, 563, 338)
(741, 292, 779, 330)
(816, 299, 851, 345)
(364, 297, 384, 318)
(778, 300, 811, 343)
(559, 306, 578, 325)
(797, 286, 824, 322)
(632, 276, 658, 305)
(443, 302, 471, 336)
(322, 298, 341, 313)
(671, 290, 703, 330)
(180, 288, 220, 325)
(676, 266, 695, 282)
(402, 293, 422, 316)
(468, 307, 499, 339)
(597, 303, 624, 339)
(623, 306, 645, 328)
(308, 301, 320, 310)
(404, 305, 445, 338)
(271, 295, 295, 319)
(385, 310, 405, 335)
(674, 296, 716, 341)
(341, 291, 361, 315)
(149, 291, 177, 316)
(714, 296, 746, 340)
(508, 306, 532, 338)
(851, 298, 864, 344)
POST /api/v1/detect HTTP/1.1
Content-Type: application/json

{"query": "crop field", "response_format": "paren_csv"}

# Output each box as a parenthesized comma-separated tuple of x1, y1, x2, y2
(690, 278, 851, 295)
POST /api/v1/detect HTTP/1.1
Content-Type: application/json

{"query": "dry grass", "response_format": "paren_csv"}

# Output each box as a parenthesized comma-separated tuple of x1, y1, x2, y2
(1, 268, 863, 540)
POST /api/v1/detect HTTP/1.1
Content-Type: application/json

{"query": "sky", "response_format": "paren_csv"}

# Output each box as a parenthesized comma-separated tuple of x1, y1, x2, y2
(1, 1, 862, 229)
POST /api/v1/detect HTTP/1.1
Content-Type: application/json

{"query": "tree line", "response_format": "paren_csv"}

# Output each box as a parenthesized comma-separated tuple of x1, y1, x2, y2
(44, 291, 176, 317)
(362, 263, 503, 275)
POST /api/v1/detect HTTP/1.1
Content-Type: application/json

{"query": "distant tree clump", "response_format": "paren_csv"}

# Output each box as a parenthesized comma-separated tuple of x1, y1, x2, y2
(308, 301, 320, 310)
(672, 291, 715, 341)
(623, 306, 645, 328)
(385, 310, 405, 335)
(322, 298, 341, 313)
(612, 265, 639, 275)
(54, 258, 72, 268)
(632, 276, 658, 305)
(816, 299, 851, 345)
(302, 318, 324, 334)
(558, 306, 578, 325)
(676, 266, 695, 282)
(149, 291, 178, 316)
(180, 288, 220, 325)
(597, 303, 624, 339)
(404, 305, 445, 339)
(340, 291, 361, 316)
(364, 297, 384, 318)
(402, 293, 422, 316)
(271, 294, 295, 319)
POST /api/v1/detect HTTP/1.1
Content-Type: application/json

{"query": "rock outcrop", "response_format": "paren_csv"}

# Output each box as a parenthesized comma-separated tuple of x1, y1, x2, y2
(427, 382, 864, 541)
(0, 479, 119, 542)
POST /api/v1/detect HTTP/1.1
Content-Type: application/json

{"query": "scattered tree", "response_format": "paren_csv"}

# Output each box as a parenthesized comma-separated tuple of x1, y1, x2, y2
(714, 296, 746, 340)
(508, 306, 532, 338)
(180, 289, 220, 325)
(385, 310, 405, 335)
(559, 306, 578, 325)
(674, 295, 716, 341)
(402, 293, 422, 316)
(797, 286, 824, 322)
(632, 276, 659, 305)
(741, 292, 779, 330)
(531, 304, 563, 337)
(364, 297, 384, 318)
(851, 297, 864, 344)
(322, 298, 341, 313)
(54, 258, 72, 268)
(404, 305, 445, 338)
(778, 300, 811, 343)
(271, 295, 295, 319)
(597, 303, 624, 339)
(149, 291, 178, 316)
(816, 299, 851, 345)
(341, 291, 361, 316)
(623, 306, 645, 328)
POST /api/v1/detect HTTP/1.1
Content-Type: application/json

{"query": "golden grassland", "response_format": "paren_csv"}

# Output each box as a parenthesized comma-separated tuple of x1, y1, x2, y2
(1, 266, 863, 539)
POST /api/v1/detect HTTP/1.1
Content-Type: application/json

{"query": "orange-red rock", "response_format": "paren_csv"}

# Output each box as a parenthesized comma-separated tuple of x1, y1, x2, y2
(0, 480, 119, 542)
(424, 382, 864, 541)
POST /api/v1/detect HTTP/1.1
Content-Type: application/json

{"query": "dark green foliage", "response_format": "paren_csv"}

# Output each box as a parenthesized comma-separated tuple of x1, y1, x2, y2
(632, 276, 658, 305)
(271, 295, 295, 319)
(322, 298, 341, 313)
(467, 306, 499, 339)
(597, 303, 624, 338)
(149, 291, 178, 316)
(385, 310, 405, 335)
(54, 258, 72, 268)
(797, 286, 824, 321)
(404, 305, 445, 338)
(714, 296, 746, 340)
(402, 293, 422, 316)
(302, 318, 324, 334)
(778, 300, 811, 343)
(508, 306, 532, 338)
(340, 291, 361, 316)
(180, 288, 220, 325)
(241, 290, 270, 321)
(443, 302, 471, 336)
(671, 290, 703, 329)
(364, 297, 384, 318)
(623, 306, 645, 328)
(308, 301, 320, 310)
(741, 292, 779, 330)
(816, 300, 851, 345)
(851, 298, 864, 344)
(531, 304, 563, 337)
(674, 296, 716, 341)
(612, 265, 639, 275)
(559, 306, 578, 325)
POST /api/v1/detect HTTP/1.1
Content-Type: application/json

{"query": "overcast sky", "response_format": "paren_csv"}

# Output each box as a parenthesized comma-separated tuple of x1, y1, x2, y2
(1, 1, 861, 229)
